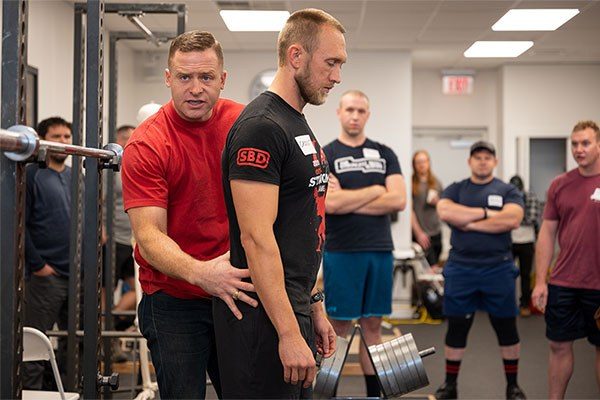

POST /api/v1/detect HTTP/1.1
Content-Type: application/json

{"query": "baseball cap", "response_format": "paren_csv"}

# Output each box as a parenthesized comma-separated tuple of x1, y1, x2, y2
(470, 140, 496, 156)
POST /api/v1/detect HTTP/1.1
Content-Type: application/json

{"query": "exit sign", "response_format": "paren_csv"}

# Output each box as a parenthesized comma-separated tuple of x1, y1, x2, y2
(442, 75, 473, 95)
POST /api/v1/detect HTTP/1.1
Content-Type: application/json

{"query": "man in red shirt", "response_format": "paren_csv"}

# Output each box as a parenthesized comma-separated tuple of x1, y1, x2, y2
(532, 120, 600, 399)
(121, 31, 256, 399)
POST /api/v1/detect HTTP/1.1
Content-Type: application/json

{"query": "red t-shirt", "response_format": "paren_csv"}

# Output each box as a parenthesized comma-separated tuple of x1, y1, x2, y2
(543, 168, 600, 290)
(122, 99, 244, 299)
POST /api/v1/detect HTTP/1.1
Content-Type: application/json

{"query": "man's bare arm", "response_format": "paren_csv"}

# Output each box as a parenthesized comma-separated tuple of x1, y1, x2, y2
(325, 174, 385, 215)
(532, 219, 559, 312)
(354, 174, 406, 215)
(465, 204, 524, 233)
(437, 198, 485, 227)
(128, 206, 256, 319)
(231, 180, 316, 386)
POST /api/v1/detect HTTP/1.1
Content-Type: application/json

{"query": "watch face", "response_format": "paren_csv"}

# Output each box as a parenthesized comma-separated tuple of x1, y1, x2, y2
(249, 69, 276, 101)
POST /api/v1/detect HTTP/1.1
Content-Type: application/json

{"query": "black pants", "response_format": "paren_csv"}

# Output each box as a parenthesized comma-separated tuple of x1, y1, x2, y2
(425, 233, 442, 266)
(23, 274, 69, 389)
(213, 298, 315, 399)
(512, 242, 534, 308)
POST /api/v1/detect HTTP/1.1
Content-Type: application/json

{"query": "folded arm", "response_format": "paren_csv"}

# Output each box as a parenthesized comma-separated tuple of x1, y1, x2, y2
(465, 203, 524, 233)
(325, 174, 385, 214)
(354, 174, 406, 215)
(436, 198, 486, 227)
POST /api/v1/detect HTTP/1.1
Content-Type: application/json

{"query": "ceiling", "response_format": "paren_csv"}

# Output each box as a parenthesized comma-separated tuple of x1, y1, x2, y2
(98, 0, 600, 69)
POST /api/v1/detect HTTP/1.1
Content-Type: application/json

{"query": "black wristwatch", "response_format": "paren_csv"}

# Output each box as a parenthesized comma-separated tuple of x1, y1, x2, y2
(310, 290, 325, 304)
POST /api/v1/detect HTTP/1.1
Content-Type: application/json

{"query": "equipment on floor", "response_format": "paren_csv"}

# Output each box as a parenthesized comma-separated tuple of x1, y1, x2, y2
(313, 325, 435, 399)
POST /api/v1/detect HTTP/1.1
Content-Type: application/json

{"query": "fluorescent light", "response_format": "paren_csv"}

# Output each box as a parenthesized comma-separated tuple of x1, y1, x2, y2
(464, 41, 533, 58)
(492, 9, 579, 31)
(220, 10, 290, 32)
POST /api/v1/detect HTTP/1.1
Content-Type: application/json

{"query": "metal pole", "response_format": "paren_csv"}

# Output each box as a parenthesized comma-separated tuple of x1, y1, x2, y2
(67, 5, 85, 391)
(0, 1, 28, 398)
(102, 33, 118, 400)
(177, 5, 187, 35)
(83, 0, 105, 398)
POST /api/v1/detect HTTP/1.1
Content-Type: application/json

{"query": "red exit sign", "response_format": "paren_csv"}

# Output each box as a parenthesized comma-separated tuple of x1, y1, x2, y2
(442, 75, 473, 95)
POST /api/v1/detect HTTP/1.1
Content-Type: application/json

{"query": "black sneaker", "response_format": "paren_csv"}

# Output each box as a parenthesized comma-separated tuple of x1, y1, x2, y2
(506, 384, 526, 400)
(435, 382, 458, 399)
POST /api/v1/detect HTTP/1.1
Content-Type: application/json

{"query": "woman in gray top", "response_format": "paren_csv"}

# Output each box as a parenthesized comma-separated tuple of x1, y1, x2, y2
(411, 150, 444, 268)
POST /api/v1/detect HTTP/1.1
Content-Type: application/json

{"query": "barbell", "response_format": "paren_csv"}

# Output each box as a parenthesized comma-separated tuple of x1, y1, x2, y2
(314, 325, 435, 399)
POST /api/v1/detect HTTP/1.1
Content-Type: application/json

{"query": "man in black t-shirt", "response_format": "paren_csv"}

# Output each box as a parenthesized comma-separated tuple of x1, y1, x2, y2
(434, 141, 526, 400)
(323, 90, 406, 398)
(216, 9, 347, 398)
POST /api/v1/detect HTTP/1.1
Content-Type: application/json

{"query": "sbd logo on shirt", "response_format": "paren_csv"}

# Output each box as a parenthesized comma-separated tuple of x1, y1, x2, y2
(237, 147, 270, 169)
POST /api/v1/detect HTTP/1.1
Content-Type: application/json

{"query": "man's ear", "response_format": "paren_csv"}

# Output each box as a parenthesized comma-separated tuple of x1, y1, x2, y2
(165, 68, 171, 88)
(287, 44, 304, 69)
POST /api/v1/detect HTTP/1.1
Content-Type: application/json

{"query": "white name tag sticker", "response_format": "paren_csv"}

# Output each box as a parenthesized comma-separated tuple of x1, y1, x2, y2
(591, 188, 600, 202)
(295, 135, 316, 156)
(363, 148, 381, 159)
(488, 194, 503, 208)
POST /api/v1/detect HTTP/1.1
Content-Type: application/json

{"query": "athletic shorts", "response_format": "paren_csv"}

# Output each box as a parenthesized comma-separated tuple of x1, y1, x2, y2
(545, 284, 600, 346)
(443, 260, 519, 318)
(115, 243, 134, 280)
(323, 251, 393, 320)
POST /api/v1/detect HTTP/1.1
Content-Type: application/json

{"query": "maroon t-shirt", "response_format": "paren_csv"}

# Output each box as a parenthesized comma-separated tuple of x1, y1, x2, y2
(543, 169, 600, 290)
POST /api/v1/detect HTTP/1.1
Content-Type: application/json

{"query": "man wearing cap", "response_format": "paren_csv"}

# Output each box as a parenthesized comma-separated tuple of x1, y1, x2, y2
(434, 141, 526, 400)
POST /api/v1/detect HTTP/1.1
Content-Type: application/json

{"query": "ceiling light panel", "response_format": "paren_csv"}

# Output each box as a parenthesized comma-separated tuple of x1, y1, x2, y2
(492, 9, 579, 31)
(220, 10, 289, 31)
(464, 41, 534, 58)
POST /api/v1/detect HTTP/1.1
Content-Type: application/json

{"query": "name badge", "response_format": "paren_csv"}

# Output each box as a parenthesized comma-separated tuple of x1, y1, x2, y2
(487, 194, 503, 208)
(295, 135, 316, 156)
(591, 188, 600, 202)
(363, 148, 380, 159)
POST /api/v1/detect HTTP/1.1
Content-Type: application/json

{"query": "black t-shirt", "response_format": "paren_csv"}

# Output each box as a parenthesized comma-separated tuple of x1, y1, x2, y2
(323, 138, 402, 252)
(441, 177, 524, 265)
(222, 91, 328, 316)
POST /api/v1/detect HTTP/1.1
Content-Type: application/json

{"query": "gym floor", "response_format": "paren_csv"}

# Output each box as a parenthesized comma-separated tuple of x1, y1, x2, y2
(112, 312, 597, 399)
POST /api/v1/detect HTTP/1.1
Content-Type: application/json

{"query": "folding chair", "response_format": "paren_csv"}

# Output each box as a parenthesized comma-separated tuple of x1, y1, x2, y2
(22, 327, 79, 400)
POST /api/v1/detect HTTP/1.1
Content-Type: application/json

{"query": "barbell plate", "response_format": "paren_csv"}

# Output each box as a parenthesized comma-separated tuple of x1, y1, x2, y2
(382, 340, 408, 396)
(376, 343, 400, 396)
(368, 345, 389, 398)
(314, 337, 349, 399)
(395, 335, 421, 391)
(390, 337, 415, 393)
(405, 333, 429, 387)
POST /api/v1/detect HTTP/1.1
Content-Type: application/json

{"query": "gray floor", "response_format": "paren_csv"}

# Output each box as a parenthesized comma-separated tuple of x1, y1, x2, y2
(113, 312, 598, 399)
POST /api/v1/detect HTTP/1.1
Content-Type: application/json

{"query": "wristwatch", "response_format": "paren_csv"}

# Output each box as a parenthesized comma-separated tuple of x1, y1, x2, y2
(310, 290, 325, 304)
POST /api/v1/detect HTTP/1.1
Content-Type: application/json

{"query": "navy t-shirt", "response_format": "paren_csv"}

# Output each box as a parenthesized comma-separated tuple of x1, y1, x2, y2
(222, 91, 328, 316)
(323, 138, 402, 252)
(442, 177, 524, 265)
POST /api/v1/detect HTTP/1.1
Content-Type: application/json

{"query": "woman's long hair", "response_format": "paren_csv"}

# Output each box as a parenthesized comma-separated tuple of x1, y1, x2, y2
(412, 150, 437, 196)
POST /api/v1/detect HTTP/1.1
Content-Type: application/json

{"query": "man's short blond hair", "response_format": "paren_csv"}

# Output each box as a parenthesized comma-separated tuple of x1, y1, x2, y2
(572, 120, 600, 141)
(277, 9, 345, 67)
(168, 30, 223, 68)
(339, 90, 370, 108)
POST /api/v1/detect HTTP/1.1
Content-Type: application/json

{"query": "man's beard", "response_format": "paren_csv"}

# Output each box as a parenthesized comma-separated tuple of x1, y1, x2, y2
(49, 153, 68, 164)
(295, 66, 326, 106)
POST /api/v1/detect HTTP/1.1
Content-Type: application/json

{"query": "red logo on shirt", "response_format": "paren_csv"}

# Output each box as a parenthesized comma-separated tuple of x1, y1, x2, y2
(236, 148, 270, 169)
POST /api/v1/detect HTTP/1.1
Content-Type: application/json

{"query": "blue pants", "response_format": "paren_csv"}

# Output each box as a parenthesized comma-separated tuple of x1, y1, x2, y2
(138, 291, 221, 399)
(443, 260, 519, 318)
(323, 251, 393, 320)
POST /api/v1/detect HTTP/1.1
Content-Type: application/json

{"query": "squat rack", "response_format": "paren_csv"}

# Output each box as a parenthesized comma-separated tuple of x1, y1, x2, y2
(1, 1, 186, 399)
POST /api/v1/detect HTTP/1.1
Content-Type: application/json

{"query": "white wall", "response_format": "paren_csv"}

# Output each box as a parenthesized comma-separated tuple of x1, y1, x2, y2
(28, 0, 74, 122)
(501, 64, 600, 181)
(413, 69, 500, 179)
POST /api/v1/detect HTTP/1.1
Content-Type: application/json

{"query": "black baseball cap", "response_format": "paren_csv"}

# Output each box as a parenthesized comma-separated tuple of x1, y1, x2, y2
(470, 140, 496, 156)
